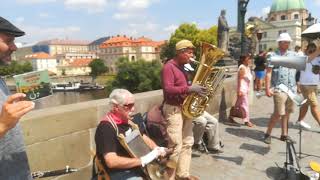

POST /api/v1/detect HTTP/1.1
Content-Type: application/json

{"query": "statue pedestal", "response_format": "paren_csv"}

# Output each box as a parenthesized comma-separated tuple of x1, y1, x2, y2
(216, 56, 238, 66)
(216, 56, 238, 76)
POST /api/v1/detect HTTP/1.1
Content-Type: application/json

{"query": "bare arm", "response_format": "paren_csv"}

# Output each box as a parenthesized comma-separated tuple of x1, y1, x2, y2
(265, 67, 273, 97)
(104, 152, 141, 169)
(142, 134, 158, 149)
(0, 93, 34, 138)
(237, 66, 245, 96)
(309, 39, 320, 61)
(308, 48, 320, 62)
(238, 67, 245, 79)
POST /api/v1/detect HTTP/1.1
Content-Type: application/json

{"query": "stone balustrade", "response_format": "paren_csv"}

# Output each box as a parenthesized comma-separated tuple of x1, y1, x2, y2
(21, 76, 237, 179)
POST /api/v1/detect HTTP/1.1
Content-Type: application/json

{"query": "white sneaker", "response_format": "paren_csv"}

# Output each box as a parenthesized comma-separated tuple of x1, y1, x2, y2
(256, 91, 265, 99)
(295, 120, 311, 130)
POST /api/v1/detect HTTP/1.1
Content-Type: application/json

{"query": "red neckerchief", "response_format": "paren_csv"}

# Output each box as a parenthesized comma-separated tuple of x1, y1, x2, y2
(101, 112, 128, 125)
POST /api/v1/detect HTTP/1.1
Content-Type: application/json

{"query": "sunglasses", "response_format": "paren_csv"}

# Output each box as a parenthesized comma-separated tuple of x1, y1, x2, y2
(122, 103, 135, 109)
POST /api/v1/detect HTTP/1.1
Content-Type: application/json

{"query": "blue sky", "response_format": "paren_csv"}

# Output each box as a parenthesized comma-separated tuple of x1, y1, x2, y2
(1, 0, 320, 43)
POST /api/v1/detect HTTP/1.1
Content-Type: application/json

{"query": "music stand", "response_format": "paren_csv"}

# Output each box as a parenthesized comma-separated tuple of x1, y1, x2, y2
(281, 97, 320, 179)
(283, 138, 302, 179)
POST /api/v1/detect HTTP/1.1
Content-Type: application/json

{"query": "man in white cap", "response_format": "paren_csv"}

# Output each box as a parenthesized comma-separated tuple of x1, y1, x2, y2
(161, 39, 205, 180)
(263, 32, 297, 144)
(0, 16, 35, 179)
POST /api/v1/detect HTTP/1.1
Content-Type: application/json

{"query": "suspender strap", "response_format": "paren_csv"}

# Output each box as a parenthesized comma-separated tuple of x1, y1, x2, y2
(106, 115, 119, 136)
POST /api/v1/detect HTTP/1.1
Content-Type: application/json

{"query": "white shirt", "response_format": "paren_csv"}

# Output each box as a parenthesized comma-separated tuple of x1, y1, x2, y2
(300, 56, 320, 85)
(295, 50, 304, 56)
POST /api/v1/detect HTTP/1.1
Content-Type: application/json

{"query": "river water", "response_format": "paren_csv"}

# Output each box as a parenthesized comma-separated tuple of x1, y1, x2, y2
(33, 90, 108, 110)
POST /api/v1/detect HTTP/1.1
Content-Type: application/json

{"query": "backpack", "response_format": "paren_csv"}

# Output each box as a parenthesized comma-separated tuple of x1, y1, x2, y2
(145, 105, 168, 147)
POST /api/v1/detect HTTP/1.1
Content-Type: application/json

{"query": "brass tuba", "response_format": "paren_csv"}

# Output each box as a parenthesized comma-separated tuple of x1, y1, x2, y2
(182, 42, 226, 119)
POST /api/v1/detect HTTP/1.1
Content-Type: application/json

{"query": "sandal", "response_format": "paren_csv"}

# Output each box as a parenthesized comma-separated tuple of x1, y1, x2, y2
(227, 117, 241, 126)
(245, 122, 254, 127)
(228, 117, 237, 123)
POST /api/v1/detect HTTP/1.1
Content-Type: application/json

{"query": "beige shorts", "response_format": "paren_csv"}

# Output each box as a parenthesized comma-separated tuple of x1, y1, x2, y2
(300, 85, 318, 107)
(273, 91, 294, 115)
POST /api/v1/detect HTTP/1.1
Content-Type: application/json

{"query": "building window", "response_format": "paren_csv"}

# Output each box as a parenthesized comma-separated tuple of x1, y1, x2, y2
(263, 32, 267, 38)
(281, 15, 286, 20)
(263, 44, 267, 50)
(278, 30, 287, 35)
(294, 14, 299, 19)
(131, 56, 135, 61)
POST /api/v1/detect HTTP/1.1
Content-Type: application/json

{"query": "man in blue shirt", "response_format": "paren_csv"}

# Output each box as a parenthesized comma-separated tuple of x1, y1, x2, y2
(263, 33, 297, 144)
(0, 16, 35, 179)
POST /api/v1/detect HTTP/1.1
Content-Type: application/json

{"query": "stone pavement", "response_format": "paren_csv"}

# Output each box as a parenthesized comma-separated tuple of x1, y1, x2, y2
(190, 94, 320, 180)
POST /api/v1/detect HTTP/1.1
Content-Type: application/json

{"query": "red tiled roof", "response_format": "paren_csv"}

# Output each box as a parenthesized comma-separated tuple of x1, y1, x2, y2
(25, 52, 54, 59)
(68, 58, 93, 67)
(100, 35, 165, 48)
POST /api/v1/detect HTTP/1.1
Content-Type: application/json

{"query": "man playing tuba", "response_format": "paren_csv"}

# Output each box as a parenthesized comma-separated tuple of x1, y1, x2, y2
(161, 39, 206, 180)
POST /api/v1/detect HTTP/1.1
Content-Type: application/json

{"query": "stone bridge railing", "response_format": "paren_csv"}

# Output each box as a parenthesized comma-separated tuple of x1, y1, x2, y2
(21, 76, 237, 180)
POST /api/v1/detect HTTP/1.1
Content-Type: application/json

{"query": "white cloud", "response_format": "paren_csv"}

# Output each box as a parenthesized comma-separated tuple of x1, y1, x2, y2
(113, 13, 134, 20)
(64, 0, 108, 13)
(118, 0, 152, 11)
(16, 0, 56, 4)
(17, 24, 81, 42)
(315, 0, 320, 5)
(113, 0, 158, 20)
(164, 25, 178, 33)
(262, 6, 271, 18)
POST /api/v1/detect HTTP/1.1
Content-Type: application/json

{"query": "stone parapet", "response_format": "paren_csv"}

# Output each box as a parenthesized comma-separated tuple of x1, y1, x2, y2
(21, 76, 237, 179)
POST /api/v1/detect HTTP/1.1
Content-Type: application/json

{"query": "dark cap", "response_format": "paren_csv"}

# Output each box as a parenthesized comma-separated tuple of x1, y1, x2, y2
(0, 16, 25, 37)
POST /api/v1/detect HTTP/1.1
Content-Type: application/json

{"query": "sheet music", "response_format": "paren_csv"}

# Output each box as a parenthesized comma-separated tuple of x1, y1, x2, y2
(278, 84, 307, 106)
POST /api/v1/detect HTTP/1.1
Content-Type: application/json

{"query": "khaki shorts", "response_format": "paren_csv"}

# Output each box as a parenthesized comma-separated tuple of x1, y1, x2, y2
(300, 85, 318, 107)
(273, 91, 294, 115)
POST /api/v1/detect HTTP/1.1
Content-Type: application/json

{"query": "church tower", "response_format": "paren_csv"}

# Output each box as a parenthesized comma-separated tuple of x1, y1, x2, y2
(268, 0, 308, 25)
(252, 0, 313, 51)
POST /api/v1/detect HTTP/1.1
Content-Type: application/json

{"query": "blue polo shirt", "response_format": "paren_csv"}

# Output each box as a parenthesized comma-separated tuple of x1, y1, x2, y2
(268, 50, 297, 93)
(0, 78, 32, 180)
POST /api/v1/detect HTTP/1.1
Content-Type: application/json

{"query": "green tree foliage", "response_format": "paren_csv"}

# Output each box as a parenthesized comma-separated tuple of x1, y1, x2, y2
(195, 26, 218, 46)
(160, 23, 218, 60)
(0, 61, 33, 76)
(89, 59, 108, 80)
(106, 57, 162, 94)
(160, 23, 218, 61)
(21, 61, 33, 72)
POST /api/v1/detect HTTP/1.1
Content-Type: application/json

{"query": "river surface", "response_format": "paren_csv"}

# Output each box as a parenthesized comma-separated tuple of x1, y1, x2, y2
(33, 90, 108, 110)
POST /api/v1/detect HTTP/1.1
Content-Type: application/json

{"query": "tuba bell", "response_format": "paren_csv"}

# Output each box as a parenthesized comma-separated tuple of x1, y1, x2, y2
(182, 42, 226, 119)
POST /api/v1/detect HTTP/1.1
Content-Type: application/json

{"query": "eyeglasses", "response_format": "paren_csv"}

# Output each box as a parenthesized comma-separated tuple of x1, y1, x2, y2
(122, 103, 135, 110)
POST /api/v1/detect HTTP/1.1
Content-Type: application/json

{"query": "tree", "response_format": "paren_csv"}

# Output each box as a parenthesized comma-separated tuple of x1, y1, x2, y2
(195, 26, 218, 47)
(21, 61, 33, 72)
(160, 23, 218, 61)
(0, 61, 33, 76)
(161, 23, 200, 60)
(89, 59, 107, 81)
(105, 57, 162, 94)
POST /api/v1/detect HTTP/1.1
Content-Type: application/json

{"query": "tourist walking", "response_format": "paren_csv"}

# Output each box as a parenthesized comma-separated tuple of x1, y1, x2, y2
(229, 54, 254, 127)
